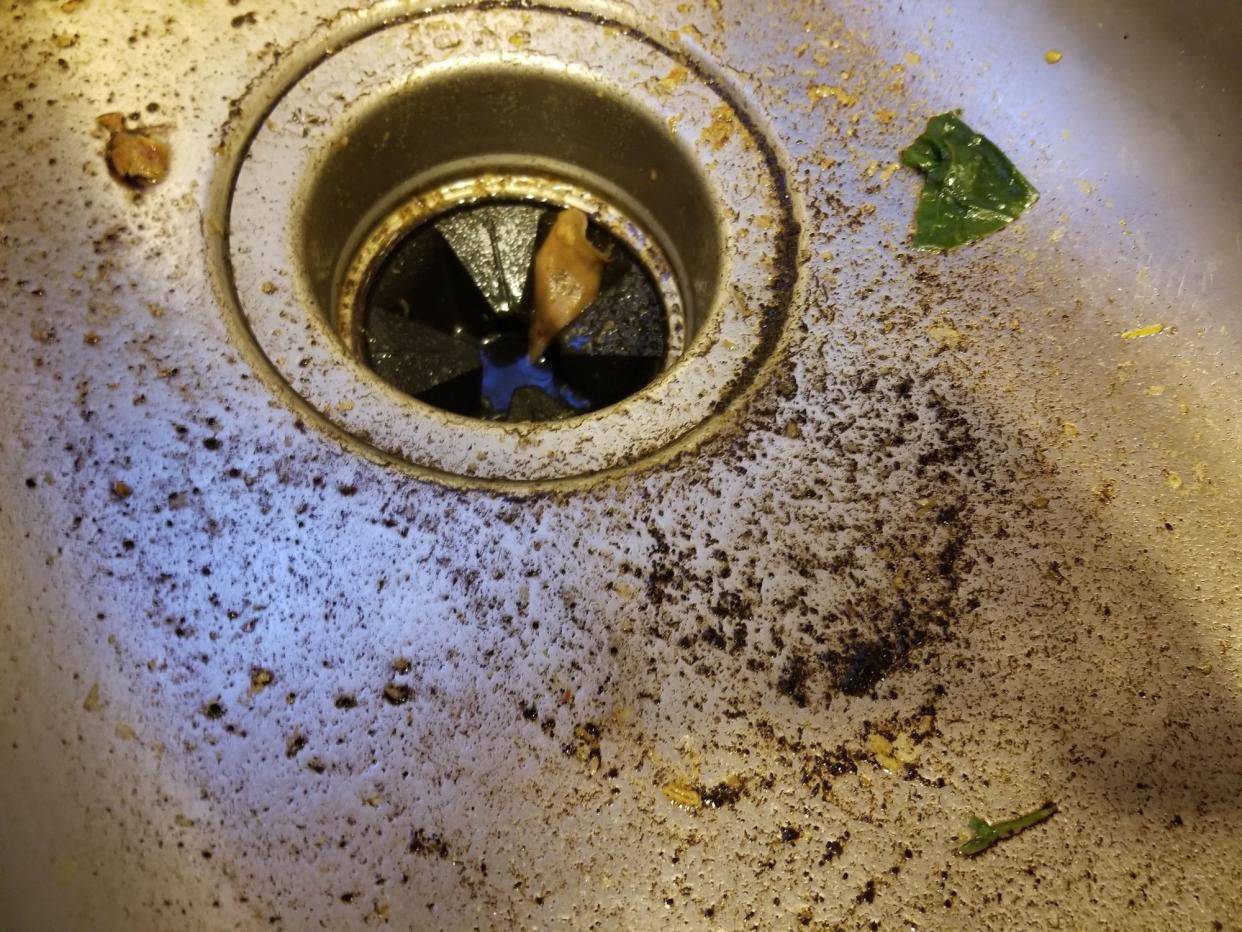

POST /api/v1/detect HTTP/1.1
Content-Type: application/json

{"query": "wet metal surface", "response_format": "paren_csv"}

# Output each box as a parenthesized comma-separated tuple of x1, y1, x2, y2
(1, 1, 1241, 931)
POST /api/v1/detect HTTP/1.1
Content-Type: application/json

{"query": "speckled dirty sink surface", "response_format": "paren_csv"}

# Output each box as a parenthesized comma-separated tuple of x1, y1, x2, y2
(1, 1, 1240, 930)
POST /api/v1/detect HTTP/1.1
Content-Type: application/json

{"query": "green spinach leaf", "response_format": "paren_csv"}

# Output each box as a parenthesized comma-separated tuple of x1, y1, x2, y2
(902, 111, 1038, 250)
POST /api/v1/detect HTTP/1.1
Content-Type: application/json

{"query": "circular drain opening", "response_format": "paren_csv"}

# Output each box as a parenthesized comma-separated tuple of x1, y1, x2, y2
(338, 176, 686, 422)
(218, 4, 800, 485)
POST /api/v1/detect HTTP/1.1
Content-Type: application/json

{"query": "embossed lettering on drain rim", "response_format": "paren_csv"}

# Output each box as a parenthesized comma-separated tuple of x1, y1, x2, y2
(217, 3, 801, 485)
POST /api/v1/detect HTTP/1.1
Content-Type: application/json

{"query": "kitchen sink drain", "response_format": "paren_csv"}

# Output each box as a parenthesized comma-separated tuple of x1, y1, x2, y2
(337, 174, 684, 422)
(214, 3, 800, 485)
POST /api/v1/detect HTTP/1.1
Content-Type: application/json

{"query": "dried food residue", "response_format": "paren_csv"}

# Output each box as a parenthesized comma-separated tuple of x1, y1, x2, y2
(97, 112, 170, 188)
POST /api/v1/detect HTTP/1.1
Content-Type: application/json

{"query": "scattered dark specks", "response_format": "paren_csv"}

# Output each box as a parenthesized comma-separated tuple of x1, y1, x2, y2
(780, 824, 802, 844)
(202, 699, 226, 720)
(339, 892, 358, 904)
(307, 757, 327, 774)
(334, 694, 358, 709)
(110, 479, 133, 500)
(285, 733, 307, 758)
(24, 477, 36, 489)
(821, 837, 847, 864)
(83, 331, 100, 345)
(231, 11, 258, 28)
(409, 829, 451, 859)
(202, 437, 221, 451)
(702, 775, 747, 809)
(382, 683, 412, 706)
(776, 655, 810, 707)
(337, 484, 359, 496)
(857, 879, 877, 904)
(391, 657, 412, 674)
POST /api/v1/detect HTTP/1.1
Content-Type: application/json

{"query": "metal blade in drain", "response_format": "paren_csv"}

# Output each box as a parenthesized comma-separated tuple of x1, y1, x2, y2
(436, 204, 542, 318)
(363, 311, 481, 398)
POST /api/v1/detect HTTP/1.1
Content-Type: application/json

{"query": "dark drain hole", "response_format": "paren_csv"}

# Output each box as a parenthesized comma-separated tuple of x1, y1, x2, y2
(359, 200, 668, 421)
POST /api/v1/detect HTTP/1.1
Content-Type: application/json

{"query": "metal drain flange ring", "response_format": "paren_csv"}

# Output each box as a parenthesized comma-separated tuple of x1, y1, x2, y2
(215, 3, 801, 486)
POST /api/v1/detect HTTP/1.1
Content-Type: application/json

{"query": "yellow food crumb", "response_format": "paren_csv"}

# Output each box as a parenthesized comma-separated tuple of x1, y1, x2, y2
(249, 668, 274, 696)
(83, 683, 101, 712)
(874, 108, 896, 125)
(926, 322, 964, 350)
(808, 84, 856, 107)
(1059, 419, 1080, 438)
(115, 722, 138, 741)
(867, 732, 919, 773)
(700, 104, 736, 151)
(1121, 323, 1164, 340)
(336, 400, 355, 412)
(662, 780, 703, 809)
(1165, 470, 1183, 490)
(1146, 385, 1165, 396)
(508, 31, 530, 47)
(1075, 178, 1094, 195)
(1045, 49, 1063, 64)
(903, 51, 921, 66)
(655, 66, 689, 94)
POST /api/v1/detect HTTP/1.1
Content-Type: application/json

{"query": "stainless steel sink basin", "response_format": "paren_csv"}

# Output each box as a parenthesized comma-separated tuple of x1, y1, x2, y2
(2, 1, 1239, 929)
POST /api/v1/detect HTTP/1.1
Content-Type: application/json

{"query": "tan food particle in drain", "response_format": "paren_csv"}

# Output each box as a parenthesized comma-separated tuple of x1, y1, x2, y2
(1045, 49, 1063, 64)
(115, 722, 138, 741)
(528, 208, 608, 361)
(111, 480, 132, 500)
(98, 112, 169, 187)
(1165, 470, 1183, 490)
(83, 683, 101, 712)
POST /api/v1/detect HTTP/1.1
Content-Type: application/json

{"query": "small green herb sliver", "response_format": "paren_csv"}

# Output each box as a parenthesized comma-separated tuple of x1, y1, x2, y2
(901, 111, 1039, 250)
(959, 802, 1057, 856)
